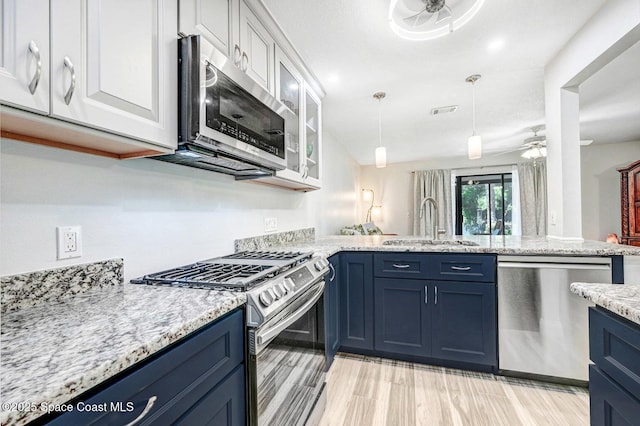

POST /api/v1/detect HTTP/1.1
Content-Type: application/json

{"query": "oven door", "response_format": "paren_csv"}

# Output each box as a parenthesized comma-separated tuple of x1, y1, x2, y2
(247, 281, 326, 426)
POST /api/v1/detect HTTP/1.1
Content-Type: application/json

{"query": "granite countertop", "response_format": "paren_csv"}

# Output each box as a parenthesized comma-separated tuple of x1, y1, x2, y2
(247, 234, 640, 257)
(570, 282, 640, 325)
(1, 283, 246, 425)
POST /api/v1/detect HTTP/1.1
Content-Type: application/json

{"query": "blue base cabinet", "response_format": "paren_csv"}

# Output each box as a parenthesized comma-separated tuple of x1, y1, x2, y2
(374, 278, 431, 356)
(47, 309, 245, 426)
(589, 307, 640, 425)
(339, 253, 374, 351)
(371, 253, 497, 369)
(333, 252, 497, 371)
(325, 254, 341, 370)
(431, 281, 496, 366)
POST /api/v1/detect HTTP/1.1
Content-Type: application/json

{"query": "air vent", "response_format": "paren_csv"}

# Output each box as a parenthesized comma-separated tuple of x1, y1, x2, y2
(430, 105, 458, 115)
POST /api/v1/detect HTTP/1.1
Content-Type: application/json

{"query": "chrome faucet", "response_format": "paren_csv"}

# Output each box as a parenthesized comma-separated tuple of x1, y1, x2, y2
(419, 196, 445, 239)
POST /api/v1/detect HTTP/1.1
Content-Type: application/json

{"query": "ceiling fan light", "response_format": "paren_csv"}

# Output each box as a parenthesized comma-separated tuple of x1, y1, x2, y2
(521, 146, 547, 159)
(468, 134, 482, 160)
(375, 146, 387, 168)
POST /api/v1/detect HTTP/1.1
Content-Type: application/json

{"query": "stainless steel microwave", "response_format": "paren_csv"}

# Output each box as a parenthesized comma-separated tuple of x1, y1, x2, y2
(156, 35, 289, 179)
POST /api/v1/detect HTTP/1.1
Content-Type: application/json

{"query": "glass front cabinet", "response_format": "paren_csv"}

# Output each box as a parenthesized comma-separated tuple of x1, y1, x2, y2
(263, 47, 322, 191)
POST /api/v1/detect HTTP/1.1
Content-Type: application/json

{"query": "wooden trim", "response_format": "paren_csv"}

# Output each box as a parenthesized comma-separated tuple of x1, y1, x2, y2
(119, 150, 164, 159)
(2, 130, 120, 159)
(1, 130, 163, 160)
(621, 169, 630, 236)
(617, 159, 640, 173)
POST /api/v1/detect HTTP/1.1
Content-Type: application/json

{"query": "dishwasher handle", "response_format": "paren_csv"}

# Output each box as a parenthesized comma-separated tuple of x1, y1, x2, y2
(498, 262, 610, 271)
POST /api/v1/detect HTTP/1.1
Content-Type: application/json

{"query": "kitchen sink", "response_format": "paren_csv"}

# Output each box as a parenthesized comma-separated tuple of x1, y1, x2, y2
(382, 239, 480, 246)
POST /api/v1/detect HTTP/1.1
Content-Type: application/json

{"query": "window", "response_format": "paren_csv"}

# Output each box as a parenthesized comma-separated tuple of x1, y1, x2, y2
(455, 174, 512, 235)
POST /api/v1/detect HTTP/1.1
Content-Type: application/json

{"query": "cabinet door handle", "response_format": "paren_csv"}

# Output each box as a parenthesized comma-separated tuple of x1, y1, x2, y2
(241, 52, 249, 72)
(124, 395, 157, 426)
(27, 40, 42, 94)
(63, 56, 76, 105)
(424, 286, 428, 304)
(392, 264, 411, 269)
(329, 263, 336, 282)
(435, 286, 438, 304)
(451, 265, 471, 271)
(233, 44, 242, 66)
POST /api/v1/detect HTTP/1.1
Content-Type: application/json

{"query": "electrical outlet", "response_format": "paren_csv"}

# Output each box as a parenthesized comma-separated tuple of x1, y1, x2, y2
(264, 217, 278, 233)
(57, 226, 83, 259)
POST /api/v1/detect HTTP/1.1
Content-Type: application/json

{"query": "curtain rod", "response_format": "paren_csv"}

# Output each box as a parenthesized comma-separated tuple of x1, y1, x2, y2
(411, 163, 517, 173)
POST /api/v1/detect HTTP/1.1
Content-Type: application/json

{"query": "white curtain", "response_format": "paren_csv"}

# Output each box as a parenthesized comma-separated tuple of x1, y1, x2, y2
(517, 161, 547, 236)
(413, 170, 452, 237)
(511, 165, 522, 236)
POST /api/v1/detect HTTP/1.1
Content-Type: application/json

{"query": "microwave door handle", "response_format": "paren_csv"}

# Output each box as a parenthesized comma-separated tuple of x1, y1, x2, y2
(255, 281, 325, 351)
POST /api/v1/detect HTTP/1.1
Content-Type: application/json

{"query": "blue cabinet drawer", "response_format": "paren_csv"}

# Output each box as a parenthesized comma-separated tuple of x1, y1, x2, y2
(590, 364, 640, 425)
(48, 309, 244, 425)
(374, 253, 428, 278)
(589, 307, 640, 399)
(426, 254, 496, 282)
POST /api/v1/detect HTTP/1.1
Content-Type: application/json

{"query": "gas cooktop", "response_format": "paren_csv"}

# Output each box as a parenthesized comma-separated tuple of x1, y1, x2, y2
(130, 250, 314, 291)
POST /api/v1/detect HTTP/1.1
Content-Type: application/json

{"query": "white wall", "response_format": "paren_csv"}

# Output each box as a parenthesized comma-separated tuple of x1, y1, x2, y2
(581, 140, 640, 241)
(0, 131, 360, 281)
(359, 152, 523, 235)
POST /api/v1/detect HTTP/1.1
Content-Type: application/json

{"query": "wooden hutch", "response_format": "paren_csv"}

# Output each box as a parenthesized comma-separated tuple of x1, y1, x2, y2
(618, 160, 640, 247)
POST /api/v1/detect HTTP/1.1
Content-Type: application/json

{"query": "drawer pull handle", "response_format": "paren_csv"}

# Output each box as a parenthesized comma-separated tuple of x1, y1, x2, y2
(435, 286, 438, 304)
(451, 266, 471, 271)
(392, 264, 411, 269)
(124, 395, 157, 426)
(329, 263, 336, 282)
(27, 40, 42, 94)
(63, 56, 76, 105)
(424, 286, 428, 304)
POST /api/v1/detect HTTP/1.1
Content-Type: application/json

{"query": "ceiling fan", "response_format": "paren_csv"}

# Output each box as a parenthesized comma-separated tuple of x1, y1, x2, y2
(497, 124, 594, 159)
(404, 0, 454, 32)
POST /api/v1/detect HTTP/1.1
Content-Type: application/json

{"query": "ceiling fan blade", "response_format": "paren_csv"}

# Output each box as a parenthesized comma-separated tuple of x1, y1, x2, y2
(445, 5, 454, 32)
(403, 9, 429, 24)
(435, 5, 451, 24)
(491, 146, 528, 157)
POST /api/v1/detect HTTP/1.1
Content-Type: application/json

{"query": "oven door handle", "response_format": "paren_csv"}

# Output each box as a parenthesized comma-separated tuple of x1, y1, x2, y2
(255, 281, 325, 351)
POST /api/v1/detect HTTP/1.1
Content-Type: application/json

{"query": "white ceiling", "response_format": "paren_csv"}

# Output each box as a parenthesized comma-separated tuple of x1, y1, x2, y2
(262, 0, 640, 165)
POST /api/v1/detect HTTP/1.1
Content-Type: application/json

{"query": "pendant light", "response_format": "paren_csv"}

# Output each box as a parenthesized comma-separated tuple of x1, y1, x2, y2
(465, 74, 482, 160)
(373, 92, 387, 168)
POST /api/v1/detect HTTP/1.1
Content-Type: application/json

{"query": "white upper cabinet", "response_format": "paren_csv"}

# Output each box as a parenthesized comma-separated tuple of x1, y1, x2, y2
(0, 0, 50, 115)
(238, 0, 274, 93)
(179, 0, 239, 58)
(180, 0, 274, 94)
(49, 0, 177, 149)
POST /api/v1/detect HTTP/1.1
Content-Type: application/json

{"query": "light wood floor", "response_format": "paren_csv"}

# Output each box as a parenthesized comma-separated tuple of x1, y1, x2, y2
(319, 354, 589, 426)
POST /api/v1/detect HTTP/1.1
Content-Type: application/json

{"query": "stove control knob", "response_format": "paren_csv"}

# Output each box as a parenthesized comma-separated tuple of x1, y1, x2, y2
(272, 286, 283, 299)
(284, 279, 295, 292)
(314, 262, 323, 271)
(277, 283, 287, 295)
(267, 287, 280, 300)
(259, 291, 274, 307)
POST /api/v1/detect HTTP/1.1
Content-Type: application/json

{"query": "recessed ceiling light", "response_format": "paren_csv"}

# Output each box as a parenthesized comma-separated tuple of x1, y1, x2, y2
(487, 38, 505, 52)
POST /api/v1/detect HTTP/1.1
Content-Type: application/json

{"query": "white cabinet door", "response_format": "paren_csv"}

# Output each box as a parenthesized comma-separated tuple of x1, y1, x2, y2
(0, 0, 49, 114)
(275, 47, 303, 177)
(239, 0, 273, 93)
(50, 0, 177, 149)
(179, 0, 239, 59)
(303, 85, 322, 186)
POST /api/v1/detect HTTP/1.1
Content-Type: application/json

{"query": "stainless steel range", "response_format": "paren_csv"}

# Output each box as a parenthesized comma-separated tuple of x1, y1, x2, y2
(132, 250, 330, 426)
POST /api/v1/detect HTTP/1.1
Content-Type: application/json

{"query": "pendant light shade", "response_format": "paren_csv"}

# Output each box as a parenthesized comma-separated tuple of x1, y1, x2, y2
(375, 146, 387, 168)
(465, 74, 482, 160)
(468, 134, 482, 160)
(373, 91, 387, 168)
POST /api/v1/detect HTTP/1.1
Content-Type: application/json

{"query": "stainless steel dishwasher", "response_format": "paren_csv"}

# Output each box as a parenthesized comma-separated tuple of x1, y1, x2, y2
(497, 255, 613, 383)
